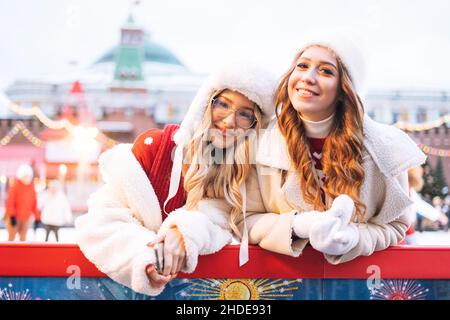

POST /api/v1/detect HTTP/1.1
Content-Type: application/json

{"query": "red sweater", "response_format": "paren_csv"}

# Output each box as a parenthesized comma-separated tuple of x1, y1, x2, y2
(131, 124, 186, 218)
(308, 137, 326, 184)
(5, 180, 40, 222)
(308, 137, 326, 202)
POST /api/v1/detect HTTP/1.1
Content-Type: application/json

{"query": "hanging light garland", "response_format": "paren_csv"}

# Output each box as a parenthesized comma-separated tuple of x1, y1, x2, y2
(2, 92, 449, 157)
(0, 93, 75, 131)
(395, 113, 450, 132)
(0, 93, 120, 147)
(396, 112, 450, 157)
(417, 143, 450, 158)
(0, 121, 44, 147)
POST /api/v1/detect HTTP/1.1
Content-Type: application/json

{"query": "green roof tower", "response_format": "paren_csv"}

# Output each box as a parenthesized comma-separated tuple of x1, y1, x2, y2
(111, 14, 146, 92)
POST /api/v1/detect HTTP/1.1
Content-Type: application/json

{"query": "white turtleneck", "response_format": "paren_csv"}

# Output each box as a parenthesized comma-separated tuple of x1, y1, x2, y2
(299, 113, 335, 139)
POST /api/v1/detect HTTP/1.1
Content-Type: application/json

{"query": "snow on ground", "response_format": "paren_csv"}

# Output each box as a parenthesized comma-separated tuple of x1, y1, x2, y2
(412, 230, 450, 246)
(1, 227, 450, 246)
(0, 226, 77, 243)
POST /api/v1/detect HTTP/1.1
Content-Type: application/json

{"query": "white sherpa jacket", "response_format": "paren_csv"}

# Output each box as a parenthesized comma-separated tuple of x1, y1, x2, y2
(166, 115, 427, 265)
(252, 114, 427, 264)
(75, 144, 164, 296)
(75, 144, 243, 296)
(75, 58, 279, 296)
(156, 163, 269, 266)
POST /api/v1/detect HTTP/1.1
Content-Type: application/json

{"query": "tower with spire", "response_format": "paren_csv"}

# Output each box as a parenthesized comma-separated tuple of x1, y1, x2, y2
(110, 13, 147, 93)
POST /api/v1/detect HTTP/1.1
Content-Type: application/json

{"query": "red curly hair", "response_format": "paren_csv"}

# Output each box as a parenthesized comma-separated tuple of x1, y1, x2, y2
(275, 46, 367, 222)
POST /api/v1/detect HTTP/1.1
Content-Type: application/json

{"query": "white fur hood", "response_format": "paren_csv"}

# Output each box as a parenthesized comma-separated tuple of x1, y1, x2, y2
(173, 60, 278, 146)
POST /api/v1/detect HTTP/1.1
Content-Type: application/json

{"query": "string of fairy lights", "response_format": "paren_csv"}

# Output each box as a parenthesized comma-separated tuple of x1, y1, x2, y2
(417, 143, 450, 158)
(394, 113, 450, 132)
(0, 121, 44, 147)
(1, 93, 450, 157)
(394, 112, 450, 158)
(0, 93, 119, 148)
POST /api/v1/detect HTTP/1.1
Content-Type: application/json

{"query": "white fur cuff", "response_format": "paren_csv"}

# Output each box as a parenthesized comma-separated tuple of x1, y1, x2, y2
(130, 249, 166, 296)
(158, 209, 210, 273)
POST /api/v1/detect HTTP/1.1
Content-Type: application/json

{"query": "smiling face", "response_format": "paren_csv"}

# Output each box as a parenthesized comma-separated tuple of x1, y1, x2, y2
(209, 89, 257, 149)
(287, 46, 341, 122)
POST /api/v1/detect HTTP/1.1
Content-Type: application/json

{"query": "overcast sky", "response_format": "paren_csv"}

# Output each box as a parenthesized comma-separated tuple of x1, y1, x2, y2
(1, 0, 450, 92)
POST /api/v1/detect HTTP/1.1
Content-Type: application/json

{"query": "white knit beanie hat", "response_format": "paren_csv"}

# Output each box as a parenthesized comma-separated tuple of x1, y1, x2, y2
(16, 164, 33, 180)
(296, 32, 367, 94)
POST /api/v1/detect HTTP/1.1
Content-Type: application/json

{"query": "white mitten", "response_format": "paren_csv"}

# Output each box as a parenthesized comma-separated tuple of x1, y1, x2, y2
(292, 194, 355, 239)
(309, 219, 359, 255)
(326, 194, 354, 224)
(292, 210, 325, 238)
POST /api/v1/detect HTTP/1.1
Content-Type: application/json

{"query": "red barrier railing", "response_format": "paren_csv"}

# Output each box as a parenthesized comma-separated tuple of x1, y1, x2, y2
(1, 243, 450, 279)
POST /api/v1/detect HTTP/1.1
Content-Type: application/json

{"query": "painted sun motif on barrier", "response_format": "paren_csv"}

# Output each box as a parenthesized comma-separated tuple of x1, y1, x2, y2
(177, 278, 302, 300)
(370, 280, 429, 300)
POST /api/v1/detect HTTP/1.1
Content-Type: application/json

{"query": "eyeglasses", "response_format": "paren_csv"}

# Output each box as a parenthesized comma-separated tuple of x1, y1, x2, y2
(211, 97, 257, 129)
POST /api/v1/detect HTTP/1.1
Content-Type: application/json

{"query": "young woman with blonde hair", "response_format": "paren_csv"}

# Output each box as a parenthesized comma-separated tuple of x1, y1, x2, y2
(75, 60, 278, 296)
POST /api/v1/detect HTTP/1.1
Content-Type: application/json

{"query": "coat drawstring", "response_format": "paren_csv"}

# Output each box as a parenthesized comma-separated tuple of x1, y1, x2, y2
(165, 143, 250, 267)
(239, 183, 249, 266)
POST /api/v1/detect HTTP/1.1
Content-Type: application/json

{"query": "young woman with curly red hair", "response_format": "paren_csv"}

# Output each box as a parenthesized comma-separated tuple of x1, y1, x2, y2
(251, 33, 427, 264)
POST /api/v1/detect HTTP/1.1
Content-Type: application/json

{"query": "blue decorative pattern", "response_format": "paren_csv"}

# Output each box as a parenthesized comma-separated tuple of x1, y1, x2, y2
(1, 277, 449, 300)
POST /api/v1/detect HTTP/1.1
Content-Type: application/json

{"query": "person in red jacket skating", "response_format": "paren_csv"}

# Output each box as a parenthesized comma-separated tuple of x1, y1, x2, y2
(5, 164, 40, 241)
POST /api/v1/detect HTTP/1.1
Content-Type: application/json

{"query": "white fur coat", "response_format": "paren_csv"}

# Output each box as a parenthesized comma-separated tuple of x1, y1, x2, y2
(75, 144, 232, 296)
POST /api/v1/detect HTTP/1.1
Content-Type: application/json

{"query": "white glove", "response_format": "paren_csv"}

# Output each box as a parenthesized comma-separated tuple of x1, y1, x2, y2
(292, 210, 326, 238)
(326, 194, 355, 224)
(292, 194, 355, 239)
(309, 219, 360, 255)
(308, 194, 359, 255)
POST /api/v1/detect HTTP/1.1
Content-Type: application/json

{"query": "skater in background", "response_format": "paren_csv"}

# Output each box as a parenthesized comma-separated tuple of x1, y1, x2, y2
(39, 179, 73, 242)
(409, 167, 447, 230)
(5, 164, 40, 241)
